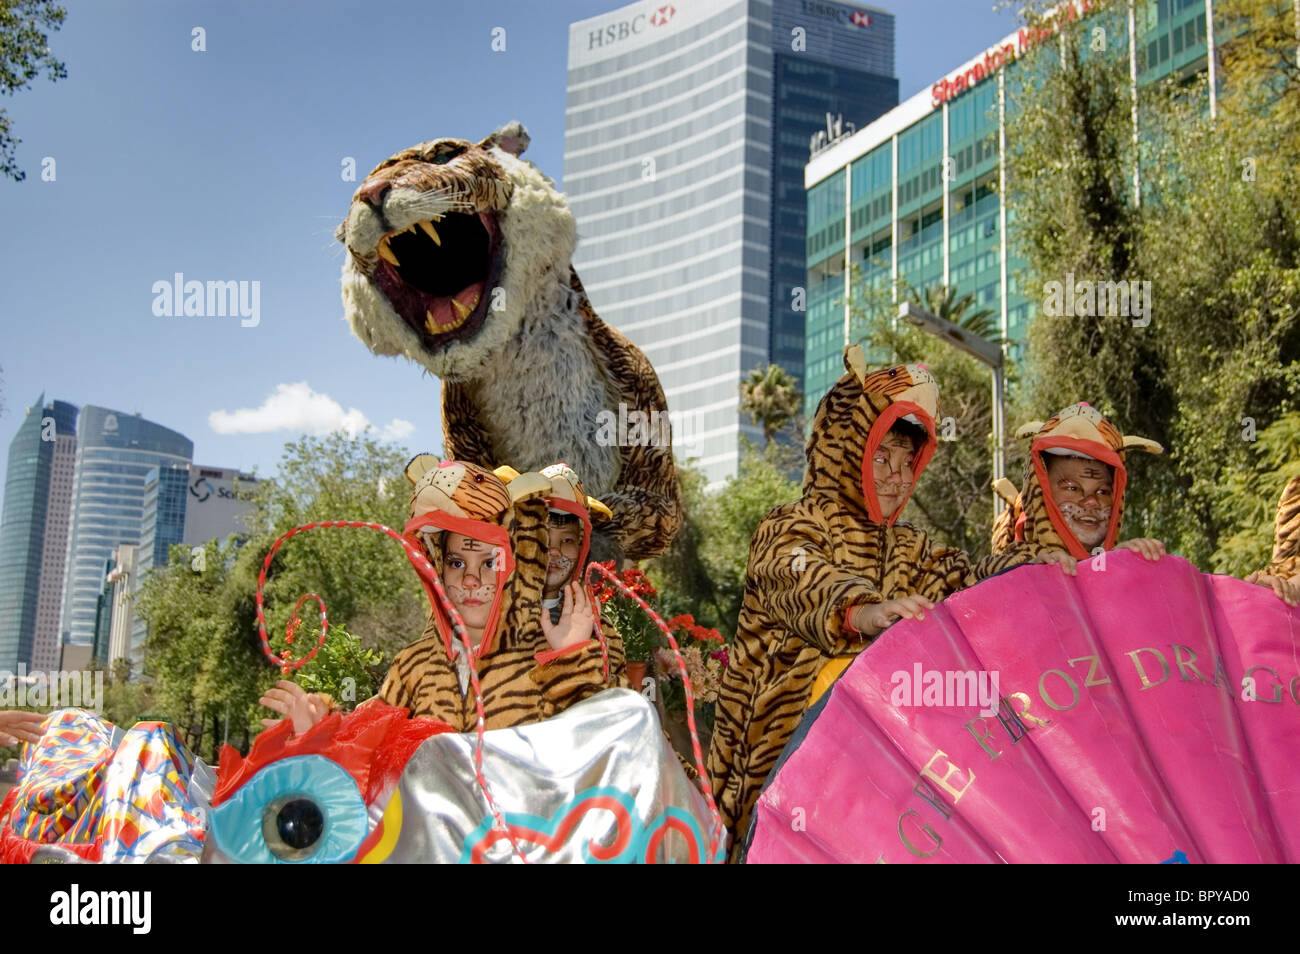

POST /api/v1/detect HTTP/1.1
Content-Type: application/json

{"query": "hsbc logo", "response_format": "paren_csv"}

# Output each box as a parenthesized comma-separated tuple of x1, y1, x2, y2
(588, 4, 676, 50)
(799, 1, 873, 28)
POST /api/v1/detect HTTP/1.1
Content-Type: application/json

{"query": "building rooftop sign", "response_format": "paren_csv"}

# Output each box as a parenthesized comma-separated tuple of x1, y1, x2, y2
(805, 0, 1106, 187)
(931, 0, 1102, 107)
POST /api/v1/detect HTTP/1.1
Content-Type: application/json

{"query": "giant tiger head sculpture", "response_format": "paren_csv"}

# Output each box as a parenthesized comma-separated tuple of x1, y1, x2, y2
(336, 122, 576, 381)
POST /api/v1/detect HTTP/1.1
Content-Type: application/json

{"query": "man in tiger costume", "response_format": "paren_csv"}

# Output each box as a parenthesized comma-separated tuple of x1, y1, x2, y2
(707, 347, 1034, 860)
(336, 121, 681, 563)
(989, 402, 1167, 569)
(1246, 474, 1300, 604)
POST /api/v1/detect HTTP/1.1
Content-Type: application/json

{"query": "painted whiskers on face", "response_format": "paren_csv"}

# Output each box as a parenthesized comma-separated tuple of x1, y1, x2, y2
(1059, 500, 1111, 548)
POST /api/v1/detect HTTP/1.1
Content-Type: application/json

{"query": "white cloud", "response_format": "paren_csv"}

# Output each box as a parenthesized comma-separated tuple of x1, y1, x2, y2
(209, 382, 415, 441)
(382, 418, 415, 440)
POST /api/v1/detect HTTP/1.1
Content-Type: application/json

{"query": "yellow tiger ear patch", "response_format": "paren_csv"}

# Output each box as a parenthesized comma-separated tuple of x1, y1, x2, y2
(992, 477, 1020, 505)
(503, 472, 551, 502)
(843, 344, 867, 384)
(493, 465, 523, 482)
(405, 453, 440, 486)
(1015, 421, 1045, 440)
(1122, 436, 1163, 455)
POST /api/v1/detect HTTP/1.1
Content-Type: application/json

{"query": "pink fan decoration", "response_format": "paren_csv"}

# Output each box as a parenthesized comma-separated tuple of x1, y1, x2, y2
(746, 550, 1300, 864)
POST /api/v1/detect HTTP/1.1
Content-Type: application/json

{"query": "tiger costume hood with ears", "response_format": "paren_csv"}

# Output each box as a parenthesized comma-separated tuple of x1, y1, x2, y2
(378, 457, 624, 731)
(804, 347, 940, 525)
(991, 403, 1163, 560)
(495, 461, 613, 589)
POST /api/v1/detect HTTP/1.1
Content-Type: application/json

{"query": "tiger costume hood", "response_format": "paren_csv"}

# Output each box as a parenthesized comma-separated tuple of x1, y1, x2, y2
(336, 122, 682, 562)
(379, 457, 625, 731)
(991, 403, 1163, 560)
(803, 347, 939, 525)
(708, 346, 1024, 861)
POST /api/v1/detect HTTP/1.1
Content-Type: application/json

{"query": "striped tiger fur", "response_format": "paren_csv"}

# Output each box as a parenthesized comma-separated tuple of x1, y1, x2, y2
(707, 348, 1027, 861)
(1264, 473, 1300, 580)
(377, 458, 628, 732)
(337, 122, 682, 563)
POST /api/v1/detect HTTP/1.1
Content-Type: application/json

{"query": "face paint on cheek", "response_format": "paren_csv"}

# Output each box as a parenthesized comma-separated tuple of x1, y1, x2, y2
(1059, 501, 1112, 545)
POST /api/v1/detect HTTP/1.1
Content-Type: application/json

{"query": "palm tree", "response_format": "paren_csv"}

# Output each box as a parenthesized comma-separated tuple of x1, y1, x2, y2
(739, 364, 803, 442)
(904, 281, 1002, 344)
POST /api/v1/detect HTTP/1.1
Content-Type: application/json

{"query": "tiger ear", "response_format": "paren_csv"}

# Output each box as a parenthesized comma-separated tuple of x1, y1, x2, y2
(1015, 421, 1045, 440)
(405, 454, 440, 486)
(480, 121, 529, 157)
(992, 477, 1020, 505)
(493, 465, 522, 482)
(843, 344, 867, 384)
(1123, 436, 1163, 455)
(503, 472, 551, 502)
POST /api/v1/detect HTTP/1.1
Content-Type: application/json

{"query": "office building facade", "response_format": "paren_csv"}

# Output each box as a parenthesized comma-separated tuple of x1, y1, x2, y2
(802, 0, 1214, 416)
(123, 463, 258, 665)
(565, 0, 896, 484)
(0, 396, 78, 673)
(60, 407, 192, 651)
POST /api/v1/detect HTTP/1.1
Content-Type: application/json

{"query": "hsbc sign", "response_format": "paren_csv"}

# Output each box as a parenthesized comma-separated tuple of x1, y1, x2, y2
(588, 4, 676, 50)
(798, 1, 872, 28)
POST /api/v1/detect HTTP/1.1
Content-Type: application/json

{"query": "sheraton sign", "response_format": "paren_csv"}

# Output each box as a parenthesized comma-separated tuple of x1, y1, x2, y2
(930, 0, 1104, 108)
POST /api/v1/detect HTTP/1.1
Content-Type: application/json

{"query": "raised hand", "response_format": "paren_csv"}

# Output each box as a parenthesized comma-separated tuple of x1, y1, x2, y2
(259, 680, 328, 734)
(540, 581, 595, 653)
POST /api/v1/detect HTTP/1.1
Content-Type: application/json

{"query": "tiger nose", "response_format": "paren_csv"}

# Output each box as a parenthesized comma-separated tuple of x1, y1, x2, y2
(357, 177, 391, 209)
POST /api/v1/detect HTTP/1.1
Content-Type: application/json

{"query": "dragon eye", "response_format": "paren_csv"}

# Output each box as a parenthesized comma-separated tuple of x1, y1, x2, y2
(210, 755, 368, 864)
(264, 795, 325, 861)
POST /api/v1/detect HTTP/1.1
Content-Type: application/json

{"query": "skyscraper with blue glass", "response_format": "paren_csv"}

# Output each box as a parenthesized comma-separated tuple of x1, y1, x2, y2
(802, 0, 1216, 416)
(59, 407, 192, 651)
(0, 396, 78, 672)
(565, 0, 896, 485)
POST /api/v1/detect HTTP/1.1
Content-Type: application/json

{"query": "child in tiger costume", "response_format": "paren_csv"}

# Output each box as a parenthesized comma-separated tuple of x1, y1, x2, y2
(707, 346, 1036, 860)
(261, 457, 627, 734)
(1246, 473, 1300, 605)
(989, 402, 1167, 570)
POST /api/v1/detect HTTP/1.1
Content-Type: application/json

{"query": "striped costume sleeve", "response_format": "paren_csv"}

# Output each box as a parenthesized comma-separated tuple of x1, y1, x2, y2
(529, 640, 611, 719)
(748, 506, 883, 654)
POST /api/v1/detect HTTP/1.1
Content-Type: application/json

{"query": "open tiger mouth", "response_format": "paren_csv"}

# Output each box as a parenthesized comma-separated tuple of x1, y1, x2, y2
(369, 211, 504, 349)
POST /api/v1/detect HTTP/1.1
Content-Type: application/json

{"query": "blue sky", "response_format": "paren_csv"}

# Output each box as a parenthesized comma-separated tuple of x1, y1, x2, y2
(0, 0, 1020, 491)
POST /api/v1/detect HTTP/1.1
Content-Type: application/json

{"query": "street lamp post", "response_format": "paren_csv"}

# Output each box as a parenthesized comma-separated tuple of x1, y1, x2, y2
(897, 301, 1007, 515)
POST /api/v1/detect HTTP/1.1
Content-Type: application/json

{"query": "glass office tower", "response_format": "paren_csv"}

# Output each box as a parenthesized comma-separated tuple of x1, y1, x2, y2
(59, 407, 192, 651)
(0, 396, 78, 672)
(566, 0, 896, 484)
(802, 0, 1214, 416)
